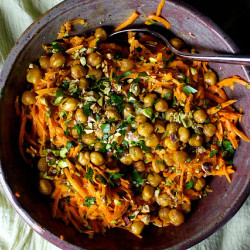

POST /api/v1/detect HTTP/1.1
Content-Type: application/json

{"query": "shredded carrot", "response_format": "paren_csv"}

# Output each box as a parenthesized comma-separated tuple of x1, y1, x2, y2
(113, 12, 139, 32)
(218, 76, 250, 89)
(145, 14, 171, 29)
(156, 0, 165, 16)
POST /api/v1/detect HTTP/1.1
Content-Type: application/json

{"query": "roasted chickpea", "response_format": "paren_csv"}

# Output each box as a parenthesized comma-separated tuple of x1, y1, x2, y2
(181, 202, 191, 214)
(189, 134, 203, 147)
(50, 52, 65, 68)
(90, 151, 105, 166)
(173, 151, 188, 164)
(71, 65, 87, 79)
(21, 91, 36, 105)
(155, 99, 168, 112)
(39, 179, 52, 195)
(142, 185, 155, 201)
(204, 70, 217, 85)
(95, 128, 104, 139)
(123, 103, 134, 119)
(94, 141, 106, 151)
(163, 153, 175, 166)
(158, 207, 171, 223)
(120, 58, 134, 72)
(63, 98, 78, 112)
(94, 28, 107, 40)
(154, 119, 165, 133)
(147, 172, 162, 187)
(26, 68, 42, 84)
(129, 147, 144, 161)
(113, 135, 124, 145)
(165, 108, 176, 121)
(88, 68, 102, 80)
(120, 154, 133, 165)
(161, 88, 172, 100)
(71, 128, 80, 139)
(164, 137, 180, 150)
(166, 122, 180, 135)
(106, 106, 120, 121)
(203, 123, 216, 137)
(178, 127, 191, 143)
(37, 157, 48, 172)
(157, 193, 171, 207)
(87, 52, 102, 67)
(82, 133, 96, 145)
(145, 134, 159, 148)
(75, 109, 87, 123)
(135, 114, 147, 124)
(134, 161, 145, 172)
(193, 109, 207, 123)
(143, 93, 157, 107)
(131, 221, 144, 235)
(78, 151, 90, 166)
(39, 55, 50, 69)
(169, 209, 185, 226)
(138, 122, 154, 137)
(78, 77, 89, 90)
(152, 156, 166, 173)
(170, 37, 184, 50)
(193, 177, 206, 191)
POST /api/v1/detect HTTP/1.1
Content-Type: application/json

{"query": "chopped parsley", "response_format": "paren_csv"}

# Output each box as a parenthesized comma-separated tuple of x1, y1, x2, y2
(83, 197, 96, 207)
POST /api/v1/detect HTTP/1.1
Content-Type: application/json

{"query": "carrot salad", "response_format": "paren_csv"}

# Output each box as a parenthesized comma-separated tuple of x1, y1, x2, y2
(16, 1, 250, 239)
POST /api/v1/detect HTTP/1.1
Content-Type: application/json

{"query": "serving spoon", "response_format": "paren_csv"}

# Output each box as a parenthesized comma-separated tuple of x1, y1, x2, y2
(109, 28, 250, 65)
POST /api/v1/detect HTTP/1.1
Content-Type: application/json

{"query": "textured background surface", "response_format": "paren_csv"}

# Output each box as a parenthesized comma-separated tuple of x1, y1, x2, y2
(0, 0, 249, 249)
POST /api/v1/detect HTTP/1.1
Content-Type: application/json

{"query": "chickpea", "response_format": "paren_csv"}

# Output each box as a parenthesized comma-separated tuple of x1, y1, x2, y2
(105, 106, 120, 121)
(138, 122, 154, 137)
(120, 154, 133, 165)
(181, 202, 191, 214)
(113, 135, 124, 145)
(50, 52, 65, 68)
(155, 99, 168, 112)
(147, 172, 162, 187)
(164, 138, 180, 150)
(203, 123, 216, 137)
(90, 151, 105, 166)
(155, 119, 165, 133)
(82, 133, 96, 145)
(134, 161, 145, 172)
(163, 153, 175, 166)
(165, 108, 176, 121)
(169, 209, 185, 226)
(143, 93, 157, 107)
(37, 157, 49, 172)
(131, 221, 144, 235)
(71, 128, 80, 139)
(120, 58, 134, 72)
(75, 109, 87, 123)
(129, 147, 144, 161)
(173, 151, 188, 164)
(170, 37, 184, 50)
(39, 179, 52, 195)
(21, 91, 36, 105)
(63, 98, 78, 112)
(94, 28, 107, 40)
(39, 55, 50, 69)
(193, 177, 206, 191)
(193, 109, 207, 123)
(204, 70, 217, 85)
(158, 207, 171, 223)
(78, 77, 89, 90)
(123, 103, 134, 119)
(166, 122, 180, 135)
(88, 68, 102, 80)
(26, 68, 42, 84)
(152, 156, 166, 173)
(142, 185, 155, 201)
(189, 134, 203, 147)
(87, 52, 102, 67)
(157, 193, 171, 207)
(135, 114, 147, 124)
(94, 141, 106, 151)
(145, 134, 159, 148)
(95, 128, 104, 139)
(78, 151, 90, 166)
(161, 88, 172, 100)
(71, 65, 87, 79)
(178, 127, 191, 143)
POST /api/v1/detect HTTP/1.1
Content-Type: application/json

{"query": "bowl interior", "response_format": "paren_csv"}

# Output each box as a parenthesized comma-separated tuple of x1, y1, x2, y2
(0, 0, 250, 249)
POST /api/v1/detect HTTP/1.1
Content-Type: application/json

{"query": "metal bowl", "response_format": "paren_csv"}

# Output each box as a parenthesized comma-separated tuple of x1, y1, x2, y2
(0, 0, 249, 249)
